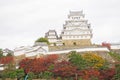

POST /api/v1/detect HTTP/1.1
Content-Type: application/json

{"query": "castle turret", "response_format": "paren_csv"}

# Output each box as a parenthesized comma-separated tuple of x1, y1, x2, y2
(45, 30, 58, 43)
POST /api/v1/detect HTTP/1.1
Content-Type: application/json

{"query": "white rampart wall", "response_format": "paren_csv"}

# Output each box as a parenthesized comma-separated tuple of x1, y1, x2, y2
(46, 47, 109, 54)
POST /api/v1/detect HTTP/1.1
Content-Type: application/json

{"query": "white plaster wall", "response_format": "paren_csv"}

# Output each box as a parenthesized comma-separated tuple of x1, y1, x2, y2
(46, 47, 109, 54)
(14, 50, 25, 56)
(3, 52, 8, 56)
(62, 36, 91, 40)
(49, 39, 58, 43)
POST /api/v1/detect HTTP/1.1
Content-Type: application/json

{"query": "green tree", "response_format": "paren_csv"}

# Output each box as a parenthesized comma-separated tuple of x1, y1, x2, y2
(42, 71, 53, 79)
(8, 70, 16, 79)
(1, 70, 16, 79)
(28, 72, 35, 80)
(113, 64, 120, 80)
(1, 63, 16, 79)
(16, 69, 25, 80)
(6, 53, 13, 56)
(35, 37, 49, 44)
(108, 51, 120, 61)
(0, 49, 3, 58)
(69, 51, 87, 70)
(5, 63, 16, 71)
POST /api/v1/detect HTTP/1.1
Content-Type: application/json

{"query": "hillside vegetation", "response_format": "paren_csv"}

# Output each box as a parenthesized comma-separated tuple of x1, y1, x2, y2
(0, 51, 120, 80)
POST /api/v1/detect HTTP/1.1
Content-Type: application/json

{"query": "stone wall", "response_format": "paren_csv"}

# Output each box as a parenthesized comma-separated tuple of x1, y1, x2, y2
(62, 39, 92, 46)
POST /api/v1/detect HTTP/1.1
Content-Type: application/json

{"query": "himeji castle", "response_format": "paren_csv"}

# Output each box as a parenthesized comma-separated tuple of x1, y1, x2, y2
(45, 11, 93, 46)
(13, 10, 120, 58)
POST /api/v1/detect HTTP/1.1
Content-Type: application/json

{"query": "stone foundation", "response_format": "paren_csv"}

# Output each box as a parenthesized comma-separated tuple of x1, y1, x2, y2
(62, 39, 92, 46)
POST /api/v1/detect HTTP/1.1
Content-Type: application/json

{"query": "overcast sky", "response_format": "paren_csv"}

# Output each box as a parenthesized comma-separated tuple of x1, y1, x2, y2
(0, 0, 120, 50)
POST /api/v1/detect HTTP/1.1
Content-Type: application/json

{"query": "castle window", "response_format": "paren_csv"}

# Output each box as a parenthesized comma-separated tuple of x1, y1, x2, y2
(63, 43, 65, 46)
(54, 43, 56, 46)
(64, 27, 66, 29)
(88, 26, 90, 28)
(73, 42, 76, 46)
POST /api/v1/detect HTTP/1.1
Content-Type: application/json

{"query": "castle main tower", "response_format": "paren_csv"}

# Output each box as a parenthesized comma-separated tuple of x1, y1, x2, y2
(61, 11, 92, 46)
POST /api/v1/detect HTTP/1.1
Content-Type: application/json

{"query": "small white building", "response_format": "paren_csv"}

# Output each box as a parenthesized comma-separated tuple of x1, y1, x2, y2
(0, 64, 4, 71)
(14, 46, 31, 56)
(2, 48, 13, 56)
(25, 42, 48, 57)
(45, 30, 58, 43)
(14, 42, 49, 57)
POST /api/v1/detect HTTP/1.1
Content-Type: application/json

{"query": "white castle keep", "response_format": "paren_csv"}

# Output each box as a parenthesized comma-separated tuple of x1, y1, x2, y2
(45, 11, 93, 46)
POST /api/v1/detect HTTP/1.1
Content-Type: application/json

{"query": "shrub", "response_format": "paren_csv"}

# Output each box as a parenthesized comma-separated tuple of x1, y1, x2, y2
(35, 37, 49, 44)
(113, 64, 120, 80)
(99, 68, 115, 80)
(69, 51, 87, 70)
(53, 61, 77, 78)
(28, 72, 35, 80)
(42, 71, 53, 79)
(83, 53, 105, 69)
(19, 54, 58, 74)
(0, 56, 14, 64)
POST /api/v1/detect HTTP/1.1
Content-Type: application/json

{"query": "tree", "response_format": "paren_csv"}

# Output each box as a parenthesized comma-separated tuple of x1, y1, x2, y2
(1, 69, 25, 80)
(0, 49, 3, 58)
(27, 72, 35, 80)
(16, 69, 25, 80)
(102, 42, 111, 49)
(6, 53, 13, 56)
(69, 51, 87, 70)
(99, 68, 115, 80)
(35, 37, 49, 44)
(19, 58, 33, 73)
(113, 64, 120, 80)
(77, 69, 100, 80)
(19, 54, 59, 74)
(0, 56, 14, 64)
(83, 53, 105, 69)
(108, 51, 120, 62)
(42, 71, 53, 79)
(53, 61, 77, 79)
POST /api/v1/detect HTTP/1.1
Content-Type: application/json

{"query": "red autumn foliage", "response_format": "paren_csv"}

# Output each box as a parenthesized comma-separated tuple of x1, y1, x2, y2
(19, 54, 116, 80)
(53, 61, 77, 78)
(77, 69, 100, 80)
(45, 54, 58, 63)
(19, 54, 58, 73)
(19, 58, 33, 73)
(0, 56, 14, 64)
(99, 68, 115, 80)
(102, 42, 111, 49)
